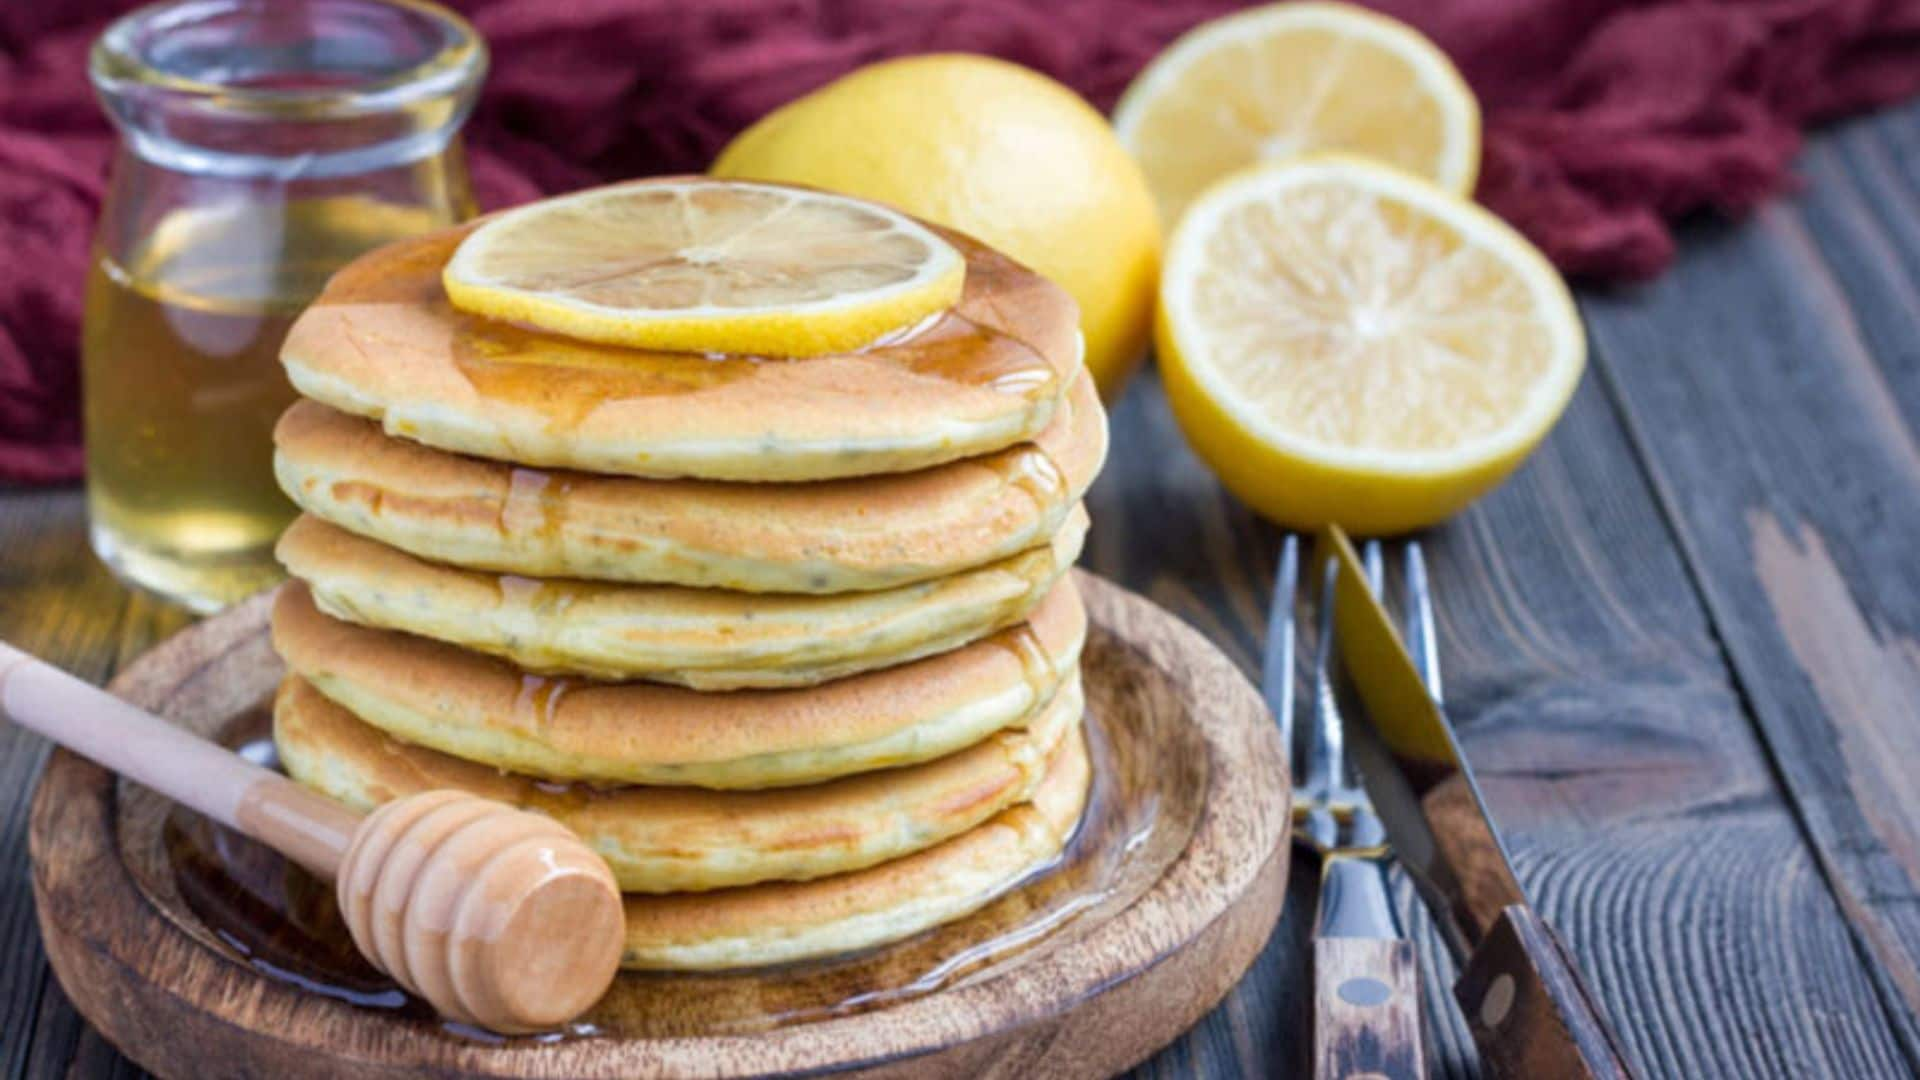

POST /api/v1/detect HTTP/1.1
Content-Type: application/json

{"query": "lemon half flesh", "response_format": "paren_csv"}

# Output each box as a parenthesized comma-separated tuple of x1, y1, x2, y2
(1158, 156, 1584, 534)
(443, 179, 965, 357)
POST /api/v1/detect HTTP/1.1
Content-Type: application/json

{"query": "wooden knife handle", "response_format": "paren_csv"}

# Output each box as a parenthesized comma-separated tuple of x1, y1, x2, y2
(1312, 936, 1424, 1080)
(1455, 904, 1639, 1080)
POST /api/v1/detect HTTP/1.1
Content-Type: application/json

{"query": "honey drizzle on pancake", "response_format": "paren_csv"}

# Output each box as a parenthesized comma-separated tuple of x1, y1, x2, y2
(512, 674, 571, 737)
(994, 444, 1069, 511)
(995, 624, 1058, 713)
(496, 573, 580, 618)
(884, 308, 1056, 397)
(499, 468, 574, 542)
(450, 304, 1055, 402)
(445, 303, 1058, 441)
(311, 226, 1062, 443)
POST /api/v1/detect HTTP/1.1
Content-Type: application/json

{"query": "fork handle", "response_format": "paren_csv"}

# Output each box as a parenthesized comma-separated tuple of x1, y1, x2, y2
(1312, 857, 1425, 1080)
(1313, 937, 1424, 1079)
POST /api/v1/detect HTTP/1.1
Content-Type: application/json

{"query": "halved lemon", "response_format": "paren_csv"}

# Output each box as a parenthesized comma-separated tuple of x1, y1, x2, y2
(1114, 1, 1479, 228)
(442, 179, 965, 357)
(1158, 156, 1584, 534)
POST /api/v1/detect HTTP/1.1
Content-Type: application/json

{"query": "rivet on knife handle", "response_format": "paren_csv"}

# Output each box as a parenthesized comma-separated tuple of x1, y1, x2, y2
(1455, 904, 1637, 1080)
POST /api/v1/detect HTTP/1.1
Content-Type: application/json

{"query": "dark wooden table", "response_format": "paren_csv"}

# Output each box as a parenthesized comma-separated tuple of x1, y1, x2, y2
(7, 101, 1920, 1079)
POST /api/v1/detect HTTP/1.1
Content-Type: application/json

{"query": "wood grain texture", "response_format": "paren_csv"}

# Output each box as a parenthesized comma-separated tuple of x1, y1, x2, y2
(1579, 99, 1920, 1071)
(28, 571, 1291, 1080)
(0, 489, 191, 1080)
(1088, 359, 1915, 1076)
(1312, 936, 1423, 1080)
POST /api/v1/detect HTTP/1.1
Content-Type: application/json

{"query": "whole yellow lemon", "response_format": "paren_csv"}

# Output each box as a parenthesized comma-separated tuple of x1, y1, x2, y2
(713, 54, 1162, 398)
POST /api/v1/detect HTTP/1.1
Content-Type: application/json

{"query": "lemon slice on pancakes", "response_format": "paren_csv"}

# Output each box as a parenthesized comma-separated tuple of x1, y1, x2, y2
(443, 179, 965, 357)
(1158, 156, 1583, 534)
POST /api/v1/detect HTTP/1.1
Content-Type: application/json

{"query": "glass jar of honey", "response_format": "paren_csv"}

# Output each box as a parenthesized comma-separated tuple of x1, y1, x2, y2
(84, 0, 484, 612)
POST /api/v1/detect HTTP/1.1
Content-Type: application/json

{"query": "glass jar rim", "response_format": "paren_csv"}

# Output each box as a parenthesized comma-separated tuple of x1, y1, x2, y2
(90, 0, 485, 121)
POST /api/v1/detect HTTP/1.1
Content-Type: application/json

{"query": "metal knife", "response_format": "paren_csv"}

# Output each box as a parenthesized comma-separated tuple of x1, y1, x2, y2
(1319, 525, 1640, 1080)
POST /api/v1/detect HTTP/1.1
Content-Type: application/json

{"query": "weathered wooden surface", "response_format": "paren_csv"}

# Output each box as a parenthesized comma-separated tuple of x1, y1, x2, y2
(6, 99, 1920, 1076)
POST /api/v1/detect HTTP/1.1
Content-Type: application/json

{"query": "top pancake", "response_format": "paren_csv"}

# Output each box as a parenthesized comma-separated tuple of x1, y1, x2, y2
(279, 203, 1083, 482)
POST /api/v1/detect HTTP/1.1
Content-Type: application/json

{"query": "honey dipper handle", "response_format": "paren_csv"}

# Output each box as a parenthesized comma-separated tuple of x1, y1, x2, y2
(0, 640, 359, 879)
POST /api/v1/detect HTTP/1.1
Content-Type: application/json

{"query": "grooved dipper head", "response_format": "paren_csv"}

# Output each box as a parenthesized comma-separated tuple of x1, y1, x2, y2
(335, 790, 624, 1033)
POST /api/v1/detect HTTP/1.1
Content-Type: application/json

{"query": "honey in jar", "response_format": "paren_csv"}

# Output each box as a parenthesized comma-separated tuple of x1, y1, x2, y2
(83, 0, 485, 611)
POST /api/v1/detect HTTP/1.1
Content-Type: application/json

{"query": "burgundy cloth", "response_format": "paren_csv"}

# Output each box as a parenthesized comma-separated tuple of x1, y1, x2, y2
(4, 1, 1920, 484)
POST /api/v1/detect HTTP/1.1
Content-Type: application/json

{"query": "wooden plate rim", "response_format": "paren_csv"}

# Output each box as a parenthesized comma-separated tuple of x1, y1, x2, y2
(30, 571, 1290, 1077)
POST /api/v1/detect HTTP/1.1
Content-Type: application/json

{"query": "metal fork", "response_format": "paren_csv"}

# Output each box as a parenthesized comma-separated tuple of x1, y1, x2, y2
(1266, 535, 1425, 1080)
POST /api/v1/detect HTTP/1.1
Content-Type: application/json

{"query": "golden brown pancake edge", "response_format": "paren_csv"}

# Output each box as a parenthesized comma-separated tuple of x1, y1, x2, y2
(272, 371, 1106, 593)
(274, 673, 1081, 893)
(270, 574, 1087, 788)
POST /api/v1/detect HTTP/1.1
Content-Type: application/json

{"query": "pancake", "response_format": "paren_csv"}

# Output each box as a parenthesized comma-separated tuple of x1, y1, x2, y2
(271, 575, 1086, 789)
(619, 719, 1089, 970)
(278, 192, 1083, 482)
(275, 673, 1081, 893)
(277, 506, 1087, 689)
(273, 370, 1105, 594)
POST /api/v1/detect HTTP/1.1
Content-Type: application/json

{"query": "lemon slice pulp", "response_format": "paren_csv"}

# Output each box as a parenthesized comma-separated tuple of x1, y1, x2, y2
(443, 179, 966, 357)
(1157, 156, 1584, 533)
(1114, 1, 1479, 228)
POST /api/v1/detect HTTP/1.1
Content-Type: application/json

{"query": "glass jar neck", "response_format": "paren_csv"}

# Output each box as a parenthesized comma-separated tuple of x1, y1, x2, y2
(91, 0, 485, 181)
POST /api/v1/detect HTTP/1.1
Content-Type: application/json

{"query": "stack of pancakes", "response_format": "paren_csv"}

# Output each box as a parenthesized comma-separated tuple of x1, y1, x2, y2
(265, 187, 1107, 970)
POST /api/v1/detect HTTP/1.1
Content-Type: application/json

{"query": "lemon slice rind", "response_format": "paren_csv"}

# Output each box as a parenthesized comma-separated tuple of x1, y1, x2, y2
(442, 179, 967, 358)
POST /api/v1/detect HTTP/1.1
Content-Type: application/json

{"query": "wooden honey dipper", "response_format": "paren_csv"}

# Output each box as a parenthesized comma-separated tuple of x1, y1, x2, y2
(0, 641, 625, 1034)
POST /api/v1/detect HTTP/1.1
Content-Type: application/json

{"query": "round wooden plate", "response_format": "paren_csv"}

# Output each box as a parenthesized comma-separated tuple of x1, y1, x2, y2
(30, 571, 1290, 1079)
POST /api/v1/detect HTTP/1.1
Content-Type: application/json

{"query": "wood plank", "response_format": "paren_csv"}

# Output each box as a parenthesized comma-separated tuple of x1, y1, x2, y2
(1088, 382, 1320, 1080)
(0, 487, 183, 1080)
(21, 978, 96, 1080)
(1579, 98, 1920, 1070)
(1397, 378, 1914, 1079)
(0, 488, 121, 1080)
(1089, 359, 1913, 1076)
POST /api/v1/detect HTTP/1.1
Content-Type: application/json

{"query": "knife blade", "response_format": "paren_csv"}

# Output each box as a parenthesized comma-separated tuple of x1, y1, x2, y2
(1318, 526, 1640, 1080)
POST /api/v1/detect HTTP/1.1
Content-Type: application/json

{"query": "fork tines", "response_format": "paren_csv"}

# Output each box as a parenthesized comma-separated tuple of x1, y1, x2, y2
(1269, 533, 1444, 803)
